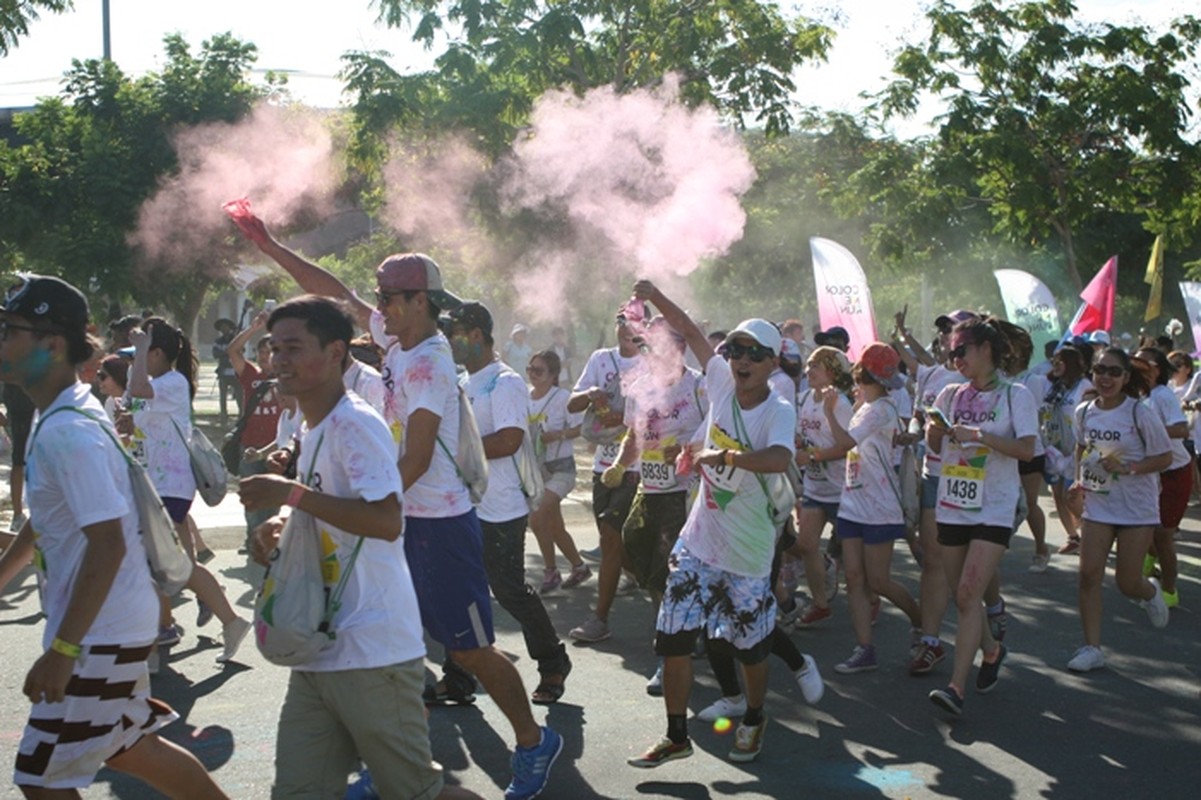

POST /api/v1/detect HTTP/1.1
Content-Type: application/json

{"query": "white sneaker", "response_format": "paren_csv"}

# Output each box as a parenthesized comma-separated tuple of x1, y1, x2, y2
(696, 694, 747, 722)
(1067, 644, 1105, 673)
(1028, 553, 1050, 574)
(1143, 578, 1170, 629)
(646, 664, 664, 697)
(218, 617, 252, 663)
(147, 646, 161, 676)
(794, 654, 824, 705)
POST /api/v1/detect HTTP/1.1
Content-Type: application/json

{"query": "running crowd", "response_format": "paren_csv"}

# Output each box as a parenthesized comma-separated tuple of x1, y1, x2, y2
(0, 223, 1194, 797)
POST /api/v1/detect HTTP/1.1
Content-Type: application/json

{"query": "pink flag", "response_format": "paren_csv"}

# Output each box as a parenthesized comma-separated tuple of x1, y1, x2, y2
(1069, 256, 1117, 335)
(809, 237, 877, 360)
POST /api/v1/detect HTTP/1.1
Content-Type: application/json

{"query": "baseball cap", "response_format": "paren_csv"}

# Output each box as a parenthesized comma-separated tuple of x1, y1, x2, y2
(1087, 330, 1111, 345)
(724, 319, 782, 356)
(446, 301, 494, 339)
(375, 253, 463, 311)
(935, 309, 978, 331)
(859, 342, 905, 390)
(511, 322, 528, 336)
(3, 275, 90, 334)
(813, 326, 850, 348)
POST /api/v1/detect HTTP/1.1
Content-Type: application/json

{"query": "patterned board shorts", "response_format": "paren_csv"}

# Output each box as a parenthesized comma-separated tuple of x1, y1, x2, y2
(14, 642, 177, 790)
(656, 544, 776, 653)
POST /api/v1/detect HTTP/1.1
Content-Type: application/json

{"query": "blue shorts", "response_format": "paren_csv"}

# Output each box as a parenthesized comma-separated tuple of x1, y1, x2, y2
(161, 496, 193, 525)
(801, 498, 840, 518)
(920, 473, 939, 510)
(403, 510, 495, 651)
(836, 517, 906, 545)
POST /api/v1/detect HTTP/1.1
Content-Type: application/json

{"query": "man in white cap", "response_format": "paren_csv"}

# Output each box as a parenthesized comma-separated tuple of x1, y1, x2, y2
(625, 280, 798, 767)
(503, 322, 532, 372)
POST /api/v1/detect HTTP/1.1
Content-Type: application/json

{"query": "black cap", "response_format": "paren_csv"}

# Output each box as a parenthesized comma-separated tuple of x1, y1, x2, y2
(814, 326, 849, 347)
(3, 275, 90, 334)
(446, 301, 494, 339)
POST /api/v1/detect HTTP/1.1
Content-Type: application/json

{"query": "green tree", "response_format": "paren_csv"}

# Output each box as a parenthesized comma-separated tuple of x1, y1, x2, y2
(0, 0, 71, 56)
(875, 0, 1201, 291)
(0, 33, 266, 328)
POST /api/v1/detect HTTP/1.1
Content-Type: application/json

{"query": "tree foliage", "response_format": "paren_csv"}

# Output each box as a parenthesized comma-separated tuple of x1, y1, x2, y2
(875, 0, 1201, 291)
(0, 33, 266, 327)
(0, 0, 71, 56)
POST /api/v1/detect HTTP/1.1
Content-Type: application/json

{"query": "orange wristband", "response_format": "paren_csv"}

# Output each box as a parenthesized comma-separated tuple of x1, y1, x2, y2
(285, 484, 306, 508)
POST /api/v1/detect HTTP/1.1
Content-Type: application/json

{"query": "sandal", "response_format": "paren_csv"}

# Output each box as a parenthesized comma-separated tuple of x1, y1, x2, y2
(423, 666, 477, 706)
(531, 656, 572, 705)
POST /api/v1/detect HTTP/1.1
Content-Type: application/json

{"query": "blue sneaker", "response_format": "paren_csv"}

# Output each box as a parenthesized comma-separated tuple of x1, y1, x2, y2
(505, 726, 563, 800)
(344, 767, 379, 799)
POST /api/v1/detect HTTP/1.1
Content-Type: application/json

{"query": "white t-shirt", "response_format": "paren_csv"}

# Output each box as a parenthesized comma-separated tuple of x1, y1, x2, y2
(344, 359, 386, 416)
(769, 370, 796, 407)
(838, 398, 904, 526)
(1146, 385, 1191, 470)
(502, 340, 533, 372)
(371, 312, 472, 519)
(275, 407, 303, 450)
(572, 347, 641, 473)
(796, 389, 854, 504)
(933, 380, 1039, 528)
(678, 355, 796, 578)
(915, 364, 961, 478)
(128, 370, 196, 500)
(1073, 396, 1171, 527)
(1015, 372, 1048, 458)
(528, 386, 581, 464)
(465, 360, 531, 523)
(623, 368, 706, 494)
(1041, 377, 1093, 467)
(290, 392, 423, 672)
(26, 384, 157, 648)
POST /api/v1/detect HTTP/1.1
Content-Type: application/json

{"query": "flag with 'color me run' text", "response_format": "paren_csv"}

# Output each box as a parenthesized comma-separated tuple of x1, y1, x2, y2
(810, 237, 877, 361)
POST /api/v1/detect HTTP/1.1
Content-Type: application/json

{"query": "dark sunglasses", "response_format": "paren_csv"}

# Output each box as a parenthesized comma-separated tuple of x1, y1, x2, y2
(0, 321, 48, 340)
(948, 344, 968, 360)
(1092, 364, 1126, 378)
(373, 288, 404, 305)
(724, 342, 774, 363)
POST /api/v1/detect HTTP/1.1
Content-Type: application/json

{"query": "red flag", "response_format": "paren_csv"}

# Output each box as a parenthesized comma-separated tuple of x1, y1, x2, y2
(1070, 256, 1117, 335)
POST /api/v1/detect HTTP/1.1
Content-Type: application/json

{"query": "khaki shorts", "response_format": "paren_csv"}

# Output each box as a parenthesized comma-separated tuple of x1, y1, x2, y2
(273, 657, 444, 799)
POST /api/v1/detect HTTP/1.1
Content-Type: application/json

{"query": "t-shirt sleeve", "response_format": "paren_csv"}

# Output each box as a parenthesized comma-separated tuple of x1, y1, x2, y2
(572, 352, 603, 394)
(704, 354, 732, 400)
(43, 424, 132, 529)
(1154, 389, 1187, 427)
(336, 411, 403, 503)
(403, 350, 454, 421)
(767, 397, 797, 455)
(1072, 401, 1089, 449)
(1011, 385, 1039, 439)
(849, 401, 890, 446)
(148, 371, 189, 418)
(934, 384, 956, 421)
(1137, 401, 1172, 457)
(835, 396, 855, 429)
(492, 373, 530, 434)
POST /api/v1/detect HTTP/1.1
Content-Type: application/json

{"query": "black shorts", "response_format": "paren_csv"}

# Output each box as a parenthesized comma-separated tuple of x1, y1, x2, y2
(937, 523, 1012, 548)
(622, 490, 688, 594)
(592, 471, 639, 529)
(1018, 455, 1046, 476)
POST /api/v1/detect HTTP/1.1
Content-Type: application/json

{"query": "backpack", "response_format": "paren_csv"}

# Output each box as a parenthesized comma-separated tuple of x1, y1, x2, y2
(221, 378, 276, 472)
(512, 431, 546, 514)
(436, 387, 490, 504)
(35, 407, 193, 596)
(172, 419, 228, 507)
(253, 432, 365, 667)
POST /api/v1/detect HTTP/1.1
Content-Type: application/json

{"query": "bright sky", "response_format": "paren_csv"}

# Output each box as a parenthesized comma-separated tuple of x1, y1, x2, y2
(0, 0, 1192, 125)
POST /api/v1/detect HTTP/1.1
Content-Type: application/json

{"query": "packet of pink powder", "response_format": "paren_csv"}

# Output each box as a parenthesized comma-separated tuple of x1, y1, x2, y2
(222, 197, 267, 245)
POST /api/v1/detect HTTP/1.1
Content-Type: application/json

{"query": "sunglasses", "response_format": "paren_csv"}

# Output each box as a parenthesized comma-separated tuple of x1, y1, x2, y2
(1092, 364, 1127, 378)
(0, 321, 47, 340)
(526, 365, 547, 376)
(948, 344, 968, 360)
(373, 288, 404, 305)
(724, 341, 774, 363)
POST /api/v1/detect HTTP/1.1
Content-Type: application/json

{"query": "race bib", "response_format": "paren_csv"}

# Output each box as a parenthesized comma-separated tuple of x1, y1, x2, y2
(938, 464, 985, 511)
(845, 450, 862, 489)
(640, 436, 678, 491)
(1079, 448, 1112, 494)
(703, 460, 745, 494)
(598, 442, 622, 466)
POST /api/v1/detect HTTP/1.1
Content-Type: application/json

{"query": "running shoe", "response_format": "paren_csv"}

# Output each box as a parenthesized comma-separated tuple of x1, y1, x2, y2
(1066, 644, 1105, 673)
(975, 644, 1007, 693)
(696, 695, 747, 722)
(646, 663, 664, 697)
(539, 569, 562, 594)
(617, 573, 640, 595)
(1058, 537, 1080, 555)
(217, 617, 252, 663)
(776, 598, 800, 629)
(561, 562, 592, 589)
(156, 624, 182, 648)
(505, 726, 563, 799)
(908, 641, 946, 676)
(834, 644, 878, 674)
(568, 615, 611, 643)
(823, 555, 839, 603)
(929, 685, 964, 716)
(1142, 578, 1169, 629)
(987, 599, 1007, 642)
(729, 717, 767, 763)
(794, 654, 824, 704)
(580, 546, 602, 563)
(627, 737, 693, 768)
(147, 646, 160, 676)
(344, 768, 379, 799)
(1142, 553, 1157, 577)
(1028, 553, 1050, 574)
(8, 511, 27, 533)
(196, 600, 214, 629)
(1163, 587, 1180, 608)
(796, 604, 831, 628)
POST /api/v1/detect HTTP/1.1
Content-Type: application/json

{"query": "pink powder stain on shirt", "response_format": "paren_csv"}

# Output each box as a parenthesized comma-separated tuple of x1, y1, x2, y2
(407, 358, 435, 385)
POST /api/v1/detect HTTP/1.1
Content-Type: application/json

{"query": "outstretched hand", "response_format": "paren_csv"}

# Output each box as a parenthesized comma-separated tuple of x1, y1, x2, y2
(633, 279, 660, 303)
(223, 198, 272, 249)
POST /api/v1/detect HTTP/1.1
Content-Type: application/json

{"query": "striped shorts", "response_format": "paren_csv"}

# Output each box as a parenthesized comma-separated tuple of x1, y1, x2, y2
(14, 642, 178, 789)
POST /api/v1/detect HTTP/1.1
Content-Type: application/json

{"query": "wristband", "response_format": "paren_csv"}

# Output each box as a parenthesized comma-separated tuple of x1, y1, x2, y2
(724, 449, 736, 468)
(974, 429, 983, 442)
(50, 637, 81, 659)
(285, 484, 306, 508)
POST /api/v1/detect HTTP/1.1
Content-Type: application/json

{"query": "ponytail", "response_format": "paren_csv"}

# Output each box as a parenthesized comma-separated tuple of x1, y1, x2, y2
(953, 316, 1033, 375)
(144, 316, 198, 399)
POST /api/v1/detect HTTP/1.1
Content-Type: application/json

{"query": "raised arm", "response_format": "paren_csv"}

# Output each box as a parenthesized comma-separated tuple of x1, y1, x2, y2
(232, 213, 373, 329)
(227, 311, 268, 377)
(634, 279, 713, 366)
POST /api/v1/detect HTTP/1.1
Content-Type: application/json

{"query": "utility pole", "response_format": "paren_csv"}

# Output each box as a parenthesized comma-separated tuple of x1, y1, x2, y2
(102, 0, 111, 61)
